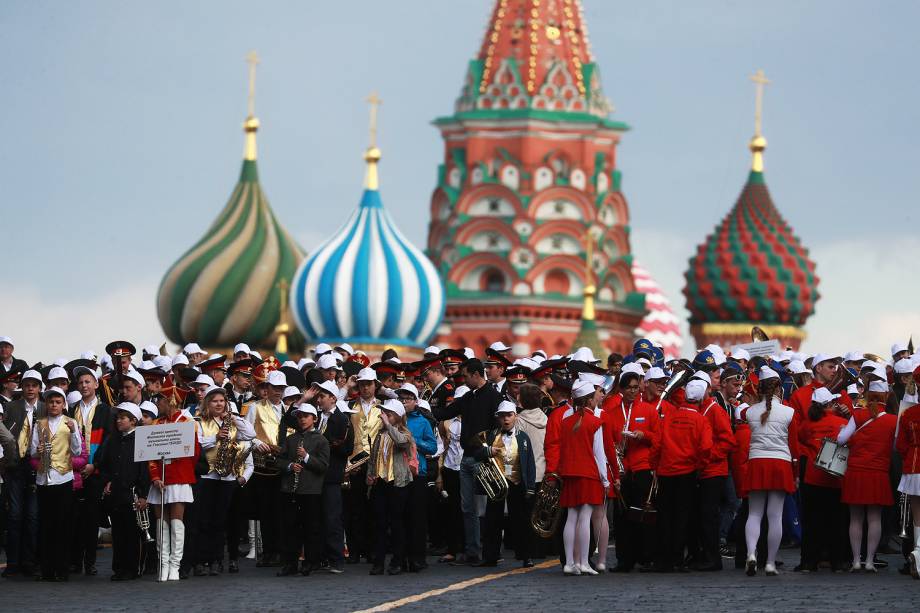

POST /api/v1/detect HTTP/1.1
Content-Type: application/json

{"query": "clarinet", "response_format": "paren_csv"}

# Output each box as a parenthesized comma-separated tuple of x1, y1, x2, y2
(291, 433, 304, 500)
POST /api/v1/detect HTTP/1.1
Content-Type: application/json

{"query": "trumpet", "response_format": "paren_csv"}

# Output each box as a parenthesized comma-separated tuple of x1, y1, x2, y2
(900, 492, 911, 539)
(134, 493, 155, 543)
(38, 425, 52, 476)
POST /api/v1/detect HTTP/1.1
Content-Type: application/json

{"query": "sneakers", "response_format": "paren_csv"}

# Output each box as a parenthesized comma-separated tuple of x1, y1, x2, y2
(562, 564, 581, 576)
(764, 563, 778, 576)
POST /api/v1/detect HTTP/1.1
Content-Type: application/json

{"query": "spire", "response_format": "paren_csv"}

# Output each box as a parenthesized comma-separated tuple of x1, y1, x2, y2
(274, 278, 290, 359)
(243, 50, 260, 161)
(571, 230, 605, 356)
(363, 91, 382, 190)
(748, 68, 770, 174)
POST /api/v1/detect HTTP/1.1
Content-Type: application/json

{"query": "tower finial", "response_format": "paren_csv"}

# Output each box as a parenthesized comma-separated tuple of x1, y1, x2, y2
(243, 50, 261, 161)
(363, 91, 383, 190)
(274, 278, 290, 356)
(581, 230, 597, 322)
(748, 68, 770, 172)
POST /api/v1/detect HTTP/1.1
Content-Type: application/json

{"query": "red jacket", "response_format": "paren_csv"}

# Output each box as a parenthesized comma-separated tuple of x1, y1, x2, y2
(604, 398, 659, 473)
(148, 412, 201, 485)
(797, 410, 847, 488)
(558, 410, 603, 481)
(896, 404, 920, 474)
(846, 407, 897, 473)
(696, 397, 735, 479)
(790, 381, 854, 424)
(650, 405, 713, 477)
(730, 423, 751, 498)
(543, 401, 569, 476)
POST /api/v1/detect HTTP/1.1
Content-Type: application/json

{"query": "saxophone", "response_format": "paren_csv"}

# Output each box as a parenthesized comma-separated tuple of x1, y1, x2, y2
(212, 418, 237, 478)
(38, 424, 52, 476)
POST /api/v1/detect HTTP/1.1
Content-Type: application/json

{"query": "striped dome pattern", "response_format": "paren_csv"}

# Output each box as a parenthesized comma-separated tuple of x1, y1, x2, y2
(290, 188, 445, 348)
(632, 261, 684, 358)
(157, 160, 305, 347)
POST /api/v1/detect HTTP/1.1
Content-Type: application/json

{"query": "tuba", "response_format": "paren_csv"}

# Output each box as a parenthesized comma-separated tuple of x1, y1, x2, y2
(530, 472, 564, 538)
(654, 368, 691, 418)
(827, 364, 858, 395)
(474, 431, 508, 501)
(211, 418, 237, 477)
(751, 326, 770, 342)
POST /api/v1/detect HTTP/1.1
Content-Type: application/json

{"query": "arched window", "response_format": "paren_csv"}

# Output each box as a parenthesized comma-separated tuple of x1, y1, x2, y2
(544, 270, 571, 295)
(483, 269, 505, 293)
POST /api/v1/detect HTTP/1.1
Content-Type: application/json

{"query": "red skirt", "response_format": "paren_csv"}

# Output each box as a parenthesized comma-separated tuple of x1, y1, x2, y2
(744, 458, 795, 495)
(842, 467, 893, 506)
(560, 476, 605, 507)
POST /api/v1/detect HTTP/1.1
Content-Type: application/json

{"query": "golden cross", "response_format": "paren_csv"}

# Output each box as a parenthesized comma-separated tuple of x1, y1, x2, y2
(276, 278, 289, 319)
(367, 91, 382, 148)
(750, 68, 770, 136)
(246, 50, 260, 118)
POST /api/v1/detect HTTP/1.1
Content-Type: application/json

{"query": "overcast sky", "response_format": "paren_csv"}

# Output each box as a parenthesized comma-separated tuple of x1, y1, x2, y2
(2, 1, 918, 361)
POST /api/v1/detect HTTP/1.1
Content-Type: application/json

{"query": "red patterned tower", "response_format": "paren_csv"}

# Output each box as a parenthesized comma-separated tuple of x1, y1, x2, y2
(683, 71, 820, 351)
(427, 0, 645, 358)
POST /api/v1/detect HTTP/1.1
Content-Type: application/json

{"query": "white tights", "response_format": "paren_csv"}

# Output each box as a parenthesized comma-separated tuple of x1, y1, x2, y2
(745, 490, 785, 565)
(848, 505, 882, 565)
(591, 502, 609, 567)
(563, 504, 594, 568)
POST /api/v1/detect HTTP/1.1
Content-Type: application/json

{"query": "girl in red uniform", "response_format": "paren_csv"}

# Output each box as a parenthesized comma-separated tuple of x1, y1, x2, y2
(838, 380, 897, 572)
(558, 381, 610, 576)
(742, 367, 798, 577)
(896, 374, 920, 578)
(796, 388, 849, 572)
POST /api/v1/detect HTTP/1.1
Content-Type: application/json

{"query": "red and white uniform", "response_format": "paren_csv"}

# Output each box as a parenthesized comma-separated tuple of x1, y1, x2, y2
(839, 406, 897, 505)
(696, 396, 735, 480)
(797, 409, 847, 489)
(896, 403, 920, 496)
(147, 411, 201, 504)
(790, 381, 854, 425)
(649, 405, 713, 477)
(557, 408, 609, 507)
(743, 399, 798, 494)
(543, 401, 569, 476)
(603, 397, 659, 474)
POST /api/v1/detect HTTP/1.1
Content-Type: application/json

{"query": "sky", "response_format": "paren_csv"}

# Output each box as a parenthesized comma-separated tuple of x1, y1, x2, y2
(2, 1, 918, 361)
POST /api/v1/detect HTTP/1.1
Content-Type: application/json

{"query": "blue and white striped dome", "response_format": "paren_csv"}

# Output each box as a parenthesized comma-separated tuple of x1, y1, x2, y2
(290, 180, 445, 348)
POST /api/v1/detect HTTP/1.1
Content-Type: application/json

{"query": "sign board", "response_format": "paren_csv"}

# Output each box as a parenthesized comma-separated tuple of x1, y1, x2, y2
(134, 421, 196, 462)
(731, 339, 781, 359)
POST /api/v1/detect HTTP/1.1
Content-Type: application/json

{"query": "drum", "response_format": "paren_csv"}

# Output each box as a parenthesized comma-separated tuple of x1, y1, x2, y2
(814, 437, 849, 478)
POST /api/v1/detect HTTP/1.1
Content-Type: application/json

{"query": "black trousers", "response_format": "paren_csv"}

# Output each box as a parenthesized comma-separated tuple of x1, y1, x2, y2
(655, 472, 696, 570)
(197, 478, 236, 564)
(225, 482, 246, 561)
(483, 481, 532, 562)
(696, 476, 726, 569)
(372, 482, 408, 568)
(322, 482, 345, 566)
(404, 477, 428, 564)
(800, 483, 848, 569)
(426, 460, 444, 549)
(442, 468, 464, 556)
(281, 493, 321, 566)
(110, 506, 142, 577)
(613, 470, 654, 569)
(248, 474, 281, 558)
(37, 483, 73, 579)
(4, 468, 38, 569)
(345, 467, 373, 561)
(71, 474, 104, 569)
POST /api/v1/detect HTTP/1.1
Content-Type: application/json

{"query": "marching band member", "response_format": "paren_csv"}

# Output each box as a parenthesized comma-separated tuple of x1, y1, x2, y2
(649, 378, 712, 573)
(789, 354, 852, 421)
(367, 398, 415, 576)
(516, 383, 548, 558)
(345, 367, 383, 564)
(396, 382, 436, 572)
(742, 366, 798, 577)
(558, 380, 609, 576)
(437, 387, 466, 563)
(838, 380, 898, 572)
(95, 402, 151, 580)
(796, 388, 848, 572)
(30, 386, 82, 581)
(896, 370, 920, 578)
(481, 400, 536, 568)
(277, 403, 329, 577)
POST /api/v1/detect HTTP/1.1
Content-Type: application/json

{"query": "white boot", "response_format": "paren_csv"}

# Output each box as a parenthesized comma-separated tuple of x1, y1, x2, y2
(910, 527, 920, 580)
(156, 519, 171, 582)
(168, 519, 184, 581)
(246, 520, 256, 560)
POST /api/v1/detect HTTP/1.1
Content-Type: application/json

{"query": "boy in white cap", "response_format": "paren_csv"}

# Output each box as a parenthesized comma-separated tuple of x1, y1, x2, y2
(344, 367, 382, 564)
(0, 336, 27, 376)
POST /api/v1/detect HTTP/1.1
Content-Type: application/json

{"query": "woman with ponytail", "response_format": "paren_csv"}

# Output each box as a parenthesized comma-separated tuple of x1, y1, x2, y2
(742, 366, 798, 576)
(837, 379, 897, 572)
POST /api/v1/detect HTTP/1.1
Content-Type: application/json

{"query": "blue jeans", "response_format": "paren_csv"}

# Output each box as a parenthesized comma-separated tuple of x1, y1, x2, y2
(459, 456, 483, 558)
(5, 469, 39, 568)
(719, 474, 740, 542)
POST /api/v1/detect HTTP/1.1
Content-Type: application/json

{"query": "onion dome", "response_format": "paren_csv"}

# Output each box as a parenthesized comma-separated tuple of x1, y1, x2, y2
(683, 74, 819, 350)
(632, 261, 683, 358)
(290, 99, 445, 348)
(157, 54, 305, 349)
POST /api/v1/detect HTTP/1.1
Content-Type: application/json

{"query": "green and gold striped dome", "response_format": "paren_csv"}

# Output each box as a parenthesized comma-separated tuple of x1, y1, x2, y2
(157, 109, 305, 348)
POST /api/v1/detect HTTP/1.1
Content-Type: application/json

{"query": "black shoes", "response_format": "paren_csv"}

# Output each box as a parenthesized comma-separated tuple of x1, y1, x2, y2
(276, 564, 299, 577)
(369, 565, 385, 575)
(228, 560, 239, 574)
(193, 563, 207, 577)
(387, 565, 402, 575)
(522, 559, 534, 568)
(209, 560, 221, 576)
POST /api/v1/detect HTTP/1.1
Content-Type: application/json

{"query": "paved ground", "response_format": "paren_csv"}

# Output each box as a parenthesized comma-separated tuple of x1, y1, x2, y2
(2, 547, 917, 612)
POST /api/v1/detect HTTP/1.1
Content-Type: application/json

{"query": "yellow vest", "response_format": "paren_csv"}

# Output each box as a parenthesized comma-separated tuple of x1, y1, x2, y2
(498, 433, 521, 485)
(350, 399, 382, 459)
(38, 417, 73, 475)
(199, 417, 238, 466)
(252, 401, 281, 446)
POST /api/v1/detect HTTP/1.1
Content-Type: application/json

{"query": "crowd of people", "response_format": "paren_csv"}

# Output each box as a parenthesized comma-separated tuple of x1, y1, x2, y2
(0, 333, 919, 583)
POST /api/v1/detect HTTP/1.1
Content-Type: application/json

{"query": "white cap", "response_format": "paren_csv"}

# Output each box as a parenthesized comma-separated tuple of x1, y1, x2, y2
(892, 342, 909, 356)
(138, 400, 158, 417)
(490, 341, 511, 352)
(292, 403, 318, 417)
(298, 357, 316, 369)
(73, 365, 98, 381)
(532, 350, 548, 360)
(142, 344, 160, 357)
(192, 374, 215, 388)
(778, 350, 795, 363)
(80, 350, 98, 361)
(313, 343, 332, 356)
(868, 364, 888, 381)
(66, 390, 82, 406)
(281, 360, 299, 369)
(337, 400, 356, 414)
(250, 351, 262, 361)
(453, 385, 470, 399)
(233, 343, 252, 355)
(621, 363, 644, 377)
(894, 358, 914, 374)
(869, 380, 889, 393)
(571, 347, 598, 363)
(397, 382, 419, 399)
(116, 401, 143, 421)
(203, 385, 227, 399)
(788, 360, 808, 375)
(572, 380, 595, 399)
(316, 354, 340, 370)
(42, 386, 67, 401)
(811, 388, 840, 405)
(515, 357, 541, 371)
(283, 386, 302, 400)
(811, 353, 839, 368)
(577, 372, 606, 388)
(685, 379, 708, 402)
(334, 343, 355, 355)
(691, 370, 711, 385)
(183, 342, 204, 355)
(843, 351, 863, 362)
(645, 367, 668, 381)
(310, 379, 339, 397)
(636, 357, 652, 368)
(48, 366, 69, 382)
(759, 366, 780, 381)
(21, 369, 43, 385)
(125, 370, 146, 388)
(153, 356, 172, 371)
(847, 383, 860, 395)
(464, 348, 476, 360)
(357, 367, 378, 382)
(53, 357, 67, 367)
(0, 336, 13, 346)
(382, 398, 406, 417)
(496, 400, 517, 414)
(734, 403, 749, 421)
(171, 354, 189, 368)
(731, 348, 751, 362)
(267, 371, 287, 387)
(139, 360, 157, 371)
(417, 399, 431, 411)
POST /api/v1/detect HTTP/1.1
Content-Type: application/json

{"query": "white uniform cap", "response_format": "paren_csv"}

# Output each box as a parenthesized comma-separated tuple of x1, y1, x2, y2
(382, 398, 406, 417)
(636, 357, 652, 368)
(489, 341, 511, 352)
(811, 353, 839, 368)
(297, 357, 316, 369)
(892, 342, 909, 356)
(577, 372, 606, 387)
(453, 385, 470, 399)
(143, 344, 160, 357)
(48, 366, 68, 382)
(869, 364, 887, 381)
(532, 350, 548, 360)
(894, 358, 914, 374)
(788, 360, 808, 375)
(0, 336, 13, 346)
(192, 374, 215, 388)
(397, 382, 419, 399)
(42, 386, 67, 401)
(645, 367, 668, 381)
(337, 400, 356, 414)
(138, 400, 158, 417)
(283, 386, 302, 400)
(316, 354, 340, 370)
(125, 370, 146, 388)
(843, 351, 863, 362)
(267, 371, 287, 387)
(171, 354, 190, 368)
(620, 363, 644, 377)
(811, 387, 840, 405)
(66, 390, 82, 406)
(846, 383, 860, 395)
(463, 348, 476, 360)
(335, 343, 355, 355)
(759, 366, 780, 381)
(183, 342, 204, 355)
(685, 379, 708, 402)
(116, 402, 143, 421)
(571, 347, 598, 363)
(153, 356, 172, 371)
(417, 399, 431, 411)
(515, 357, 541, 371)
(356, 367, 378, 382)
(778, 351, 795, 363)
(21, 369, 43, 385)
(293, 403, 318, 417)
(281, 360, 298, 369)
(80, 350, 98, 361)
(73, 365, 98, 381)
(203, 385, 227, 399)
(313, 343, 332, 356)
(310, 379, 339, 397)
(496, 400, 517, 414)
(233, 343, 252, 355)
(572, 380, 596, 399)
(250, 351, 262, 361)
(691, 370, 711, 385)
(139, 360, 156, 371)
(731, 348, 751, 362)
(869, 380, 889, 393)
